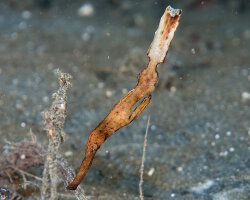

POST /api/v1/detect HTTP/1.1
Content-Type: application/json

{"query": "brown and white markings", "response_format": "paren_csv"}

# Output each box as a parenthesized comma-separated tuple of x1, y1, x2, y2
(67, 5, 182, 190)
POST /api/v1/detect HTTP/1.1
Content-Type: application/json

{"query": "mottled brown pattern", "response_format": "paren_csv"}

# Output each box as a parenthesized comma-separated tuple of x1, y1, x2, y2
(67, 6, 181, 190)
(159, 13, 181, 50)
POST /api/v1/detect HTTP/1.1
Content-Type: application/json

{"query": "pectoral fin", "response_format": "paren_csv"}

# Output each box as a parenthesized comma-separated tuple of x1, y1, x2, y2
(129, 95, 152, 122)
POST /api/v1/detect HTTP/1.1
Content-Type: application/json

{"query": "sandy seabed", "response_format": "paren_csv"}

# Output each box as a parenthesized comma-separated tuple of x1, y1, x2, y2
(0, 0, 249, 199)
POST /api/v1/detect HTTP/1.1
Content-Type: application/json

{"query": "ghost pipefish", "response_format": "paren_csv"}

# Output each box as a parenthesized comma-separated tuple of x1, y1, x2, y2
(67, 6, 181, 190)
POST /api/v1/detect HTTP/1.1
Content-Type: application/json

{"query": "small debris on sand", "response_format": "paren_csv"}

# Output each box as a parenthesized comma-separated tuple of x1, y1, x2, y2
(241, 91, 250, 102)
(147, 167, 155, 176)
(78, 3, 94, 17)
(190, 180, 215, 194)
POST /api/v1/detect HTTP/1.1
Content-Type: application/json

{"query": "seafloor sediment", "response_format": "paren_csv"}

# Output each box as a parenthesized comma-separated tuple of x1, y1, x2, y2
(0, 0, 249, 199)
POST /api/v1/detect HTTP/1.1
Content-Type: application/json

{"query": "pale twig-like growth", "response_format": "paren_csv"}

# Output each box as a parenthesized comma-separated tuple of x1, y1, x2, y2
(41, 69, 87, 200)
(67, 5, 181, 190)
(0, 71, 87, 199)
(139, 116, 150, 200)
(41, 69, 72, 200)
